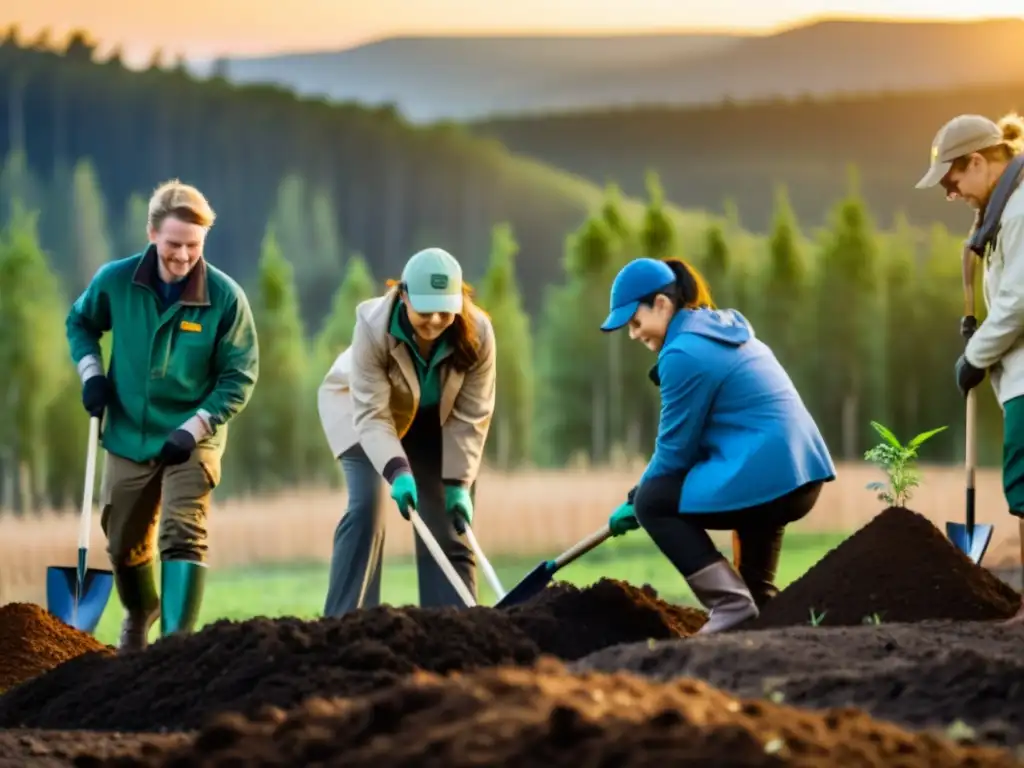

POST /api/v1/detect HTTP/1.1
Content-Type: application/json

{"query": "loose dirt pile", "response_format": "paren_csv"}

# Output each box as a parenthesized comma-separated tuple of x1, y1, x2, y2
(67, 660, 1020, 768)
(0, 579, 705, 733)
(0, 602, 112, 694)
(749, 506, 1021, 628)
(575, 619, 1024, 748)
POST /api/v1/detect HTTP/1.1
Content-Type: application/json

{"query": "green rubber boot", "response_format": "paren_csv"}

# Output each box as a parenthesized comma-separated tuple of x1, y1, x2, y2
(160, 559, 207, 636)
(114, 561, 160, 653)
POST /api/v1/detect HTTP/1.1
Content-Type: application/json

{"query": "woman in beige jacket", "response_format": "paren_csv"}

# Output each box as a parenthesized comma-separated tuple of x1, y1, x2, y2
(916, 111, 1024, 622)
(317, 247, 497, 616)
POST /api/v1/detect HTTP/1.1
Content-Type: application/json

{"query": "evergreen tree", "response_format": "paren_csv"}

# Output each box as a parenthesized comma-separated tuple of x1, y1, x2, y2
(223, 227, 308, 493)
(477, 223, 534, 469)
(69, 159, 114, 290)
(761, 186, 807, 386)
(120, 192, 149, 256)
(814, 176, 880, 460)
(0, 203, 70, 510)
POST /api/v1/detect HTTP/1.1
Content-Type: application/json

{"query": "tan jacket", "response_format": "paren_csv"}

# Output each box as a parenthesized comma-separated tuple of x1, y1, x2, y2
(317, 289, 497, 485)
(966, 183, 1024, 406)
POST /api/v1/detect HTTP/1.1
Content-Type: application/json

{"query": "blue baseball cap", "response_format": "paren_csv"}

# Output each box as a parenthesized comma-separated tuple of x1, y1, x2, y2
(600, 258, 676, 332)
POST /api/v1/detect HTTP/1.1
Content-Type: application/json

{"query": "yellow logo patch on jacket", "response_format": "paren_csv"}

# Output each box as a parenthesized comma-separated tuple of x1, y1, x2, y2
(180, 320, 202, 333)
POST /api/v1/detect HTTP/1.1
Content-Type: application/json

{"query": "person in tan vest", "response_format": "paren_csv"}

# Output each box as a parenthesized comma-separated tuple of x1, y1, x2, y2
(915, 112, 1024, 622)
(317, 247, 497, 616)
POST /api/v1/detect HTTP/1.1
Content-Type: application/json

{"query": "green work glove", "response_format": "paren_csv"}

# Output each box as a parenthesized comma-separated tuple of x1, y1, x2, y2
(390, 473, 418, 520)
(608, 502, 639, 536)
(445, 485, 473, 535)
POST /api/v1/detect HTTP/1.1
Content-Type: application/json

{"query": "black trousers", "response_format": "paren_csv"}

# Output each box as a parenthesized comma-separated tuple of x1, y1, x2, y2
(633, 475, 823, 607)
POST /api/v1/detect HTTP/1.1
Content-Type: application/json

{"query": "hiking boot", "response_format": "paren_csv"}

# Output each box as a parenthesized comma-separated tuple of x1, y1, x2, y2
(687, 558, 759, 634)
(114, 562, 160, 653)
(160, 559, 207, 636)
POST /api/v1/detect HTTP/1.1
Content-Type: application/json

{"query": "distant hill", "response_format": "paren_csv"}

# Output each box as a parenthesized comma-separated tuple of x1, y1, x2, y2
(209, 18, 1024, 123)
(470, 80, 1024, 235)
(520, 17, 1024, 116)
(208, 33, 747, 123)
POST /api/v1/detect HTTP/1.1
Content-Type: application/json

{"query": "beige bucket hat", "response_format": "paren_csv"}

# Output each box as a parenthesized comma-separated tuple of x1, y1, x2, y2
(915, 114, 1004, 189)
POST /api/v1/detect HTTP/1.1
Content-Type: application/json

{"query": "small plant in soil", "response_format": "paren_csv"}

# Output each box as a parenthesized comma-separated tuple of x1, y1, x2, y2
(808, 608, 826, 626)
(861, 612, 883, 626)
(863, 421, 947, 507)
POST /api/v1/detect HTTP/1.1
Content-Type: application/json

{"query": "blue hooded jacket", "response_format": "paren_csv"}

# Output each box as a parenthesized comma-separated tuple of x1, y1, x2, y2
(637, 307, 836, 513)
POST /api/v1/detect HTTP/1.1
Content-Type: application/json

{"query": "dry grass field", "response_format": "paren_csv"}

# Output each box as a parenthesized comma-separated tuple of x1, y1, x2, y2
(1, 460, 1021, 606)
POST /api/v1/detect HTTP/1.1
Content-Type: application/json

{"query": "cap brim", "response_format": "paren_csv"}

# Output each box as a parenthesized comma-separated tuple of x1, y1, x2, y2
(407, 293, 462, 314)
(915, 161, 952, 189)
(600, 301, 640, 332)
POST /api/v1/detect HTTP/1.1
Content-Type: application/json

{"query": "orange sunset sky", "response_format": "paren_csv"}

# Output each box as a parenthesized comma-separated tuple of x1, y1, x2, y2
(6, 0, 1023, 63)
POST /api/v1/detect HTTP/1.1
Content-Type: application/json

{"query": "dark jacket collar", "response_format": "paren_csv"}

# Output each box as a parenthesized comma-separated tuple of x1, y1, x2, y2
(131, 244, 210, 306)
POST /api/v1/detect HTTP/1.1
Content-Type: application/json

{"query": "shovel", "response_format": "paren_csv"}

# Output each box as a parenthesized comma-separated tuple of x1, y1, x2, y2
(46, 416, 113, 633)
(462, 523, 506, 600)
(495, 524, 613, 609)
(947, 243, 994, 564)
(408, 509, 477, 607)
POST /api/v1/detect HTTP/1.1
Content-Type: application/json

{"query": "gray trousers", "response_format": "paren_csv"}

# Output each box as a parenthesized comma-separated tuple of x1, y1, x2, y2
(323, 443, 477, 617)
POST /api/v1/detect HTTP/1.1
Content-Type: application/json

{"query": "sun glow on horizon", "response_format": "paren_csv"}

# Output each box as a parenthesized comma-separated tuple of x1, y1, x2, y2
(7, 0, 1023, 64)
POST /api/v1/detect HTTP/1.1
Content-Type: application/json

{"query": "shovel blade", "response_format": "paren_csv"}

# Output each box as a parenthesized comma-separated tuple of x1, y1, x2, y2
(46, 565, 114, 634)
(946, 522, 995, 565)
(494, 561, 555, 609)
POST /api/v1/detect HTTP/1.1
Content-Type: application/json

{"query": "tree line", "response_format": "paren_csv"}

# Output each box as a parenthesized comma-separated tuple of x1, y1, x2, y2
(0, 161, 1001, 514)
(0, 26, 666, 326)
(470, 81, 1024, 234)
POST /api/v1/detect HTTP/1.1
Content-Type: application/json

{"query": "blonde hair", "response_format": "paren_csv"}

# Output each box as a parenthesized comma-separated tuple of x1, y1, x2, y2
(148, 179, 216, 231)
(996, 112, 1024, 157)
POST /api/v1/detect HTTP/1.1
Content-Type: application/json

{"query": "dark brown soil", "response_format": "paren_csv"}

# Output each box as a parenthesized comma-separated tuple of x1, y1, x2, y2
(749, 507, 1022, 628)
(0, 730, 187, 768)
(0, 579, 704, 732)
(63, 660, 1022, 767)
(0, 603, 112, 694)
(575, 619, 1024, 749)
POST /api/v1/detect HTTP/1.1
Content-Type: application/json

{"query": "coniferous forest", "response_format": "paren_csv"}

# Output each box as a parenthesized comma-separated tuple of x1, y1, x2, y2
(0, 29, 1006, 513)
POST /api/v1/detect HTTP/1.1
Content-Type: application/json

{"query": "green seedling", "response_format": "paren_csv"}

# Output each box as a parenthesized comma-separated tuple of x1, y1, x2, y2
(861, 612, 883, 626)
(808, 608, 826, 627)
(863, 421, 947, 507)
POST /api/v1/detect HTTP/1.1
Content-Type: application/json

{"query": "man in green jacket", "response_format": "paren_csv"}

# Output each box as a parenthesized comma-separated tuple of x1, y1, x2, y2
(65, 179, 258, 652)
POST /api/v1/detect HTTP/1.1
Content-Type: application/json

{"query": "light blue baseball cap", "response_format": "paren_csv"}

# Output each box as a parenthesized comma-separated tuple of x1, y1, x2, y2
(601, 258, 676, 332)
(401, 247, 463, 314)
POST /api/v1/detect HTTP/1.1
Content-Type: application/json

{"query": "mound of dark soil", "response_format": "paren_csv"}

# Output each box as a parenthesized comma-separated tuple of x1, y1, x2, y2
(0, 579, 703, 733)
(70, 660, 1020, 767)
(0, 603, 112, 693)
(506, 579, 706, 659)
(750, 507, 1021, 628)
(574, 619, 1024, 748)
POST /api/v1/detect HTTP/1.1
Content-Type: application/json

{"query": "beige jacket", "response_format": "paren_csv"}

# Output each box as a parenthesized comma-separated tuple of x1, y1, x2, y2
(966, 183, 1024, 406)
(317, 289, 497, 485)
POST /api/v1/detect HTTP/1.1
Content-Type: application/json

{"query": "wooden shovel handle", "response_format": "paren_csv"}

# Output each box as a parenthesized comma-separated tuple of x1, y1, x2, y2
(552, 526, 613, 570)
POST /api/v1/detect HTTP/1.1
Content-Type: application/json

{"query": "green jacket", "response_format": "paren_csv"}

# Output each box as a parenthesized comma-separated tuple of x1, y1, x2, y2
(66, 246, 259, 464)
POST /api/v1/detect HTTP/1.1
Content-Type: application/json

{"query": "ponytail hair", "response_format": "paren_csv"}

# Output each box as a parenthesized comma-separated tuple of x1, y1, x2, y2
(637, 258, 716, 311)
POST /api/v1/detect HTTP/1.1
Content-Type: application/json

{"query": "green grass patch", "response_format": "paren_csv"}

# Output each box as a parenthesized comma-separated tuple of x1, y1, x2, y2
(92, 531, 845, 647)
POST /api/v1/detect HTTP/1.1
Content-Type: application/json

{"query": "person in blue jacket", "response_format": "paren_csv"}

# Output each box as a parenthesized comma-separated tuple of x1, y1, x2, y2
(600, 257, 836, 634)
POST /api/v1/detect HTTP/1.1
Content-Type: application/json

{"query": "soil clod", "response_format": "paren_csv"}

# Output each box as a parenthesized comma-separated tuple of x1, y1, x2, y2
(750, 507, 1021, 629)
(0, 602, 112, 694)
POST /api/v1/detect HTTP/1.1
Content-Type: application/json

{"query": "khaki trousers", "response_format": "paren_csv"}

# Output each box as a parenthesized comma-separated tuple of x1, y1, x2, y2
(99, 448, 221, 568)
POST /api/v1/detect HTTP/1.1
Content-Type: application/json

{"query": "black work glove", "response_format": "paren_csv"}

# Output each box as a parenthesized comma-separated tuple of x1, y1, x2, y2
(955, 355, 985, 398)
(961, 315, 978, 340)
(82, 375, 113, 419)
(159, 429, 197, 466)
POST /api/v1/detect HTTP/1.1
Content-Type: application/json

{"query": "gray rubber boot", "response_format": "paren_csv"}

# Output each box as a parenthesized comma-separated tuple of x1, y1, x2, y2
(687, 558, 759, 634)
